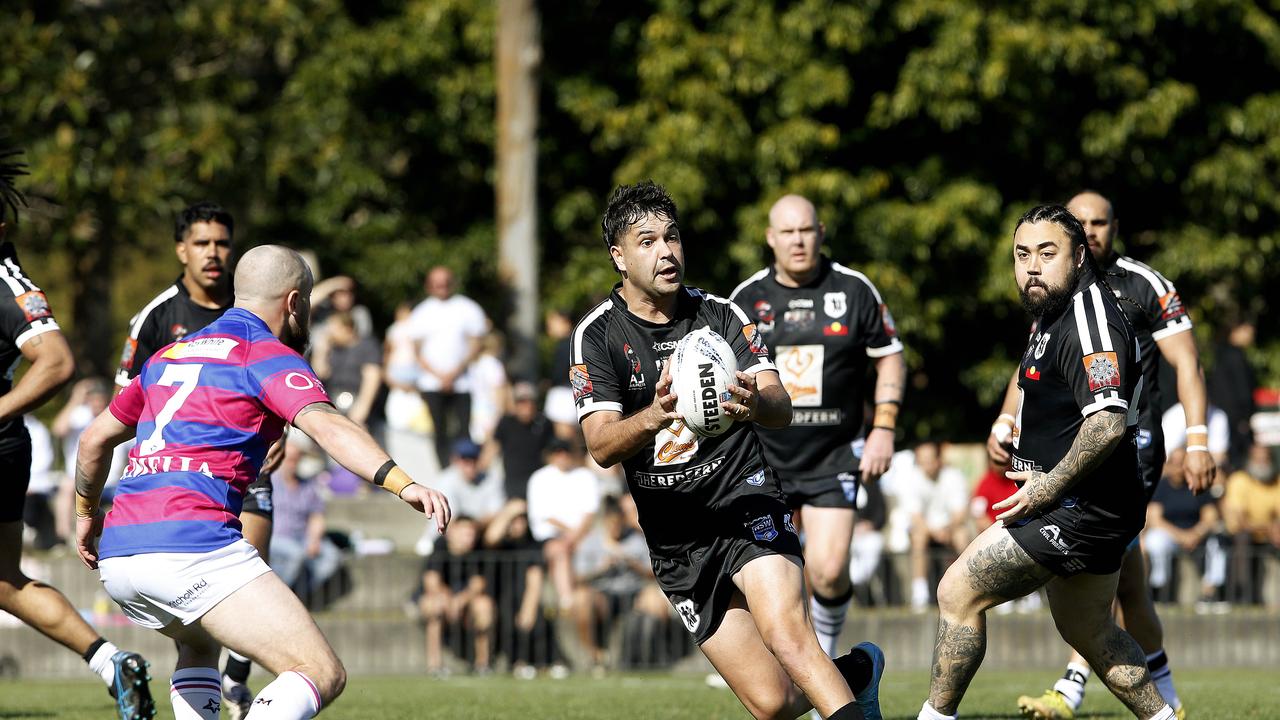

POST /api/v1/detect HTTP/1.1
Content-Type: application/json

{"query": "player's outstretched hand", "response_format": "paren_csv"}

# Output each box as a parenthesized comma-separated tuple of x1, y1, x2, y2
(1183, 449, 1215, 495)
(76, 512, 104, 570)
(721, 371, 758, 423)
(986, 430, 1012, 466)
(400, 483, 452, 534)
(648, 358, 680, 430)
(860, 427, 894, 480)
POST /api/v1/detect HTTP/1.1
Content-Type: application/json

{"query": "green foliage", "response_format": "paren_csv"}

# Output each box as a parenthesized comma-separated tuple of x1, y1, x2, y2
(3, 0, 1276, 431)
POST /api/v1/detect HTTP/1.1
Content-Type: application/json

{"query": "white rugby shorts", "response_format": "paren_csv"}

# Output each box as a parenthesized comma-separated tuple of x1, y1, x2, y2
(98, 539, 272, 629)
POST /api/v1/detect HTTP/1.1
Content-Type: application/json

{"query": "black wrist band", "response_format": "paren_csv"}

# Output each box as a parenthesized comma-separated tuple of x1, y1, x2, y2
(374, 460, 397, 487)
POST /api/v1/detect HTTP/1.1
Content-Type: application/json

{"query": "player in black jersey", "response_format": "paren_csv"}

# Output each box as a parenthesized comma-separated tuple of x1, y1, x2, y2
(115, 202, 269, 718)
(1000, 192, 1206, 720)
(0, 143, 155, 719)
(730, 194, 905, 660)
(573, 182, 884, 720)
(916, 206, 1176, 720)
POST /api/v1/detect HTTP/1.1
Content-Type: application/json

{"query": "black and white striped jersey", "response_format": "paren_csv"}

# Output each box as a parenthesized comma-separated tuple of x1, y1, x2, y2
(1011, 271, 1144, 516)
(0, 242, 62, 449)
(1101, 254, 1192, 438)
(570, 283, 782, 555)
(729, 257, 903, 480)
(115, 276, 230, 387)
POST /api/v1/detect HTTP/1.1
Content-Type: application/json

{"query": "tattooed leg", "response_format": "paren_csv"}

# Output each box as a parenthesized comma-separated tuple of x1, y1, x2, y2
(927, 524, 1053, 714)
(1047, 573, 1167, 718)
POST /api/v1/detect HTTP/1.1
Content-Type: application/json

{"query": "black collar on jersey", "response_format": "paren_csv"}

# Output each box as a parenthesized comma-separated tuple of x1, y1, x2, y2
(609, 281, 694, 329)
(770, 255, 831, 289)
(173, 273, 233, 310)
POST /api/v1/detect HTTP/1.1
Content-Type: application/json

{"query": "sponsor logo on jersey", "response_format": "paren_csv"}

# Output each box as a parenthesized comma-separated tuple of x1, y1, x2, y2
(1158, 291, 1185, 321)
(754, 300, 775, 333)
(15, 291, 52, 322)
(783, 512, 797, 534)
(170, 323, 190, 341)
(792, 408, 841, 425)
(1136, 428, 1152, 449)
(822, 321, 848, 336)
(1083, 351, 1121, 392)
(635, 457, 724, 488)
(776, 345, 823, 407)
(652, 340, 678, 352)
(122, 454, 215, 479)
(823, 291, 847, 318)
(749, 514, 779, 542)
(166, 578, 210, 609)
(1034, 332, 1050, 359)
(881, 303, 897, 338)
(674, 598, 700, 633)
(787, 298, 814, 309)
(1024, 364, 1041, 381)
(838, 472, 857, 503)
(570, 364, 592, 401)
(1010, 454, 1043, 474)
(162, 336, 240, 361)
(119, 337, 138, 371)
(1039, 524, 1073, 555)
(783, 308, 815, 329)
(654, 420, 698, 466)
(741, 323, 768, 356)
(623, 343, 646, 389)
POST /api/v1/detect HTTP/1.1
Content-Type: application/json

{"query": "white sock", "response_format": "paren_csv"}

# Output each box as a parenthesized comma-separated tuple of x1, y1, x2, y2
(228, 650, 251, 663)
(244, 670, 323, 719)
(169, 667, 223, 720)
(86, 640, 120, 687)
(1052, 662, 1090, 710)
(917, 700, 957, 720)
(809, 591, 852, 658)
(1147, 705, 1175, 720)
(1146, 650, 1181, 710)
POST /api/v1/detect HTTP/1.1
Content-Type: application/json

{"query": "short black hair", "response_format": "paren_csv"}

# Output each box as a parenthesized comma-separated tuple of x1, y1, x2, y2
(175, 201, 234, 243)
(0, 146, 28, 226)
(600, 181, 678, 249)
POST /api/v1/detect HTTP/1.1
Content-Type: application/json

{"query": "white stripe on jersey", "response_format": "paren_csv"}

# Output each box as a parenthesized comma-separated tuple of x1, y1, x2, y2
(728, 268, 770, 301)
(15, 318, 60, 348)
(1072, 290, 1095, 355)
(830, 262, 904, 357)
(2, 258, 40, 293)
(700, 289, 755, 326)
(127, 285, 181, 341)
(570, 298, 612, 365)
(830, 262, 886, 304)
(1115, 256, 1172, 297)
(1151, 318, 1192, 341)
(0, 261, 29, 295)
(1088, 284, 1113, 351)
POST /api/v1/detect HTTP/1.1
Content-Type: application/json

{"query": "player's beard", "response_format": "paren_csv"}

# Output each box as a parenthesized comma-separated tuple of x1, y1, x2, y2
(281, 310, 310, 354)
(1019, 264, 1078, 320)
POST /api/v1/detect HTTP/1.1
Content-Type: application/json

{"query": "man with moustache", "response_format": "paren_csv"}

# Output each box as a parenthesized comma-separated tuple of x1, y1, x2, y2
(991, 192, 1207, 720)
(731, 194, 905, 657)
(77, 245, 451, 720)
(572, 182, 883, 720)
(115, 202, 275, 717)
(916, 205, 1176, 720)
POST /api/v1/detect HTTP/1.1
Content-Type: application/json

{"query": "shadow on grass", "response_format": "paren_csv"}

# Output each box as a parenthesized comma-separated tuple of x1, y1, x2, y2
(0, 712, 56, 718)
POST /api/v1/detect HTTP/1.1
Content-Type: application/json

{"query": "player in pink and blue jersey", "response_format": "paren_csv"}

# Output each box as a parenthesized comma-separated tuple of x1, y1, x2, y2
(75, 245, 450, 720)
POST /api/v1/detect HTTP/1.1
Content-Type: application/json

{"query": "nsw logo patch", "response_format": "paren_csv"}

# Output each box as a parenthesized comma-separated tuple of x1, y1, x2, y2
(749, 514, 779, 542)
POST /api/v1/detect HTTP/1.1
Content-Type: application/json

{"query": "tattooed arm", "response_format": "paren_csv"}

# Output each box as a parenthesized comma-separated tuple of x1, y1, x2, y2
(0, 331, 75, 422)
(993, 409, 1127, 522)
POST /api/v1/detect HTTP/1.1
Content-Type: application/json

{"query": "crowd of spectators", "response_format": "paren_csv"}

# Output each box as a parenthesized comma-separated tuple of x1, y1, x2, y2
(15, 269, 1276, 677)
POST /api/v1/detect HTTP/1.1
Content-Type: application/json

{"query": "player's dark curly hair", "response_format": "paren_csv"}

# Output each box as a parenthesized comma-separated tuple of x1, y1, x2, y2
(601, 181, 678, 250)
(174, 201, 234, 243)
(0, 146, 29, 226)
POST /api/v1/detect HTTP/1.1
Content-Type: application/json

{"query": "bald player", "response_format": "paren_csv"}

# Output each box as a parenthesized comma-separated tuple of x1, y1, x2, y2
(76, 245, 451, 720)
(992, 192, 1208, 720)
(732, 194, 905, 664)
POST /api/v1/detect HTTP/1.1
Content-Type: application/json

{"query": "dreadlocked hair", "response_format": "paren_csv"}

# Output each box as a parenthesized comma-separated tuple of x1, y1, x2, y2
(0, 146, 29, 226)
(1014, 204, 1144, 325)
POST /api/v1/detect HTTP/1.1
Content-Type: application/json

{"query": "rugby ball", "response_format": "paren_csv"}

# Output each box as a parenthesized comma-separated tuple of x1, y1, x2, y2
(671, 327, 739, 438)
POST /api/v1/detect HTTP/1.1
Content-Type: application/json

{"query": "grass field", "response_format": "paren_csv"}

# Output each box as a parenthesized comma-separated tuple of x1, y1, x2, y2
(2, 669, 1275, 719)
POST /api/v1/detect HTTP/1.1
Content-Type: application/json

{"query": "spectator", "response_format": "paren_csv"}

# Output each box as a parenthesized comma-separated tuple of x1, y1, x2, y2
(482, 501, 566, 678)
(50, 378, 125, 542)
(469, 332, 510, 444)
(1144, 448, 1227, 605)
(1162, 401, 1231, 470)
(269, 437, 344, 601)
(418, 516, 495, 676)
(1208, 318, 1258, 469)
(311, 274, 373, 340)
(527, 438, 600, 611)
(416, 438, 505, 554)
(848, 479, 888, 602)
(970, 461, 1019, 533)
(408, 266, 489, 469)
(487, 381, 554, 502)
(383, 302, 433, 475)
(542, 308, 577, 435)
(571, 495, 665, 672)
(898, 440, 971, 611)
(22, 415, 59, 549)
(1223, 444, 1280, 603)
(312, 311, 384, 495)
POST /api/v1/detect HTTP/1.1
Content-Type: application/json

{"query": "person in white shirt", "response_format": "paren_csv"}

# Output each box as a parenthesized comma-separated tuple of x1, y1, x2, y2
(526, 438, 600, 610)
(468, 332, 509, 444)
(1162, 402, 1231, 470)
(898, 441, 971, 611)
(407, 266, 489, 469)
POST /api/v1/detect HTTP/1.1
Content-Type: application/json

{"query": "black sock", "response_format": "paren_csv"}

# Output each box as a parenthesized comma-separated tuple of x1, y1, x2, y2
(82, 637, 107, 664)
(833, 646, 873, 695)
(814, 585, 855, 607)
(827, 700, 865, 719)
(223, 654, 251, 684)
